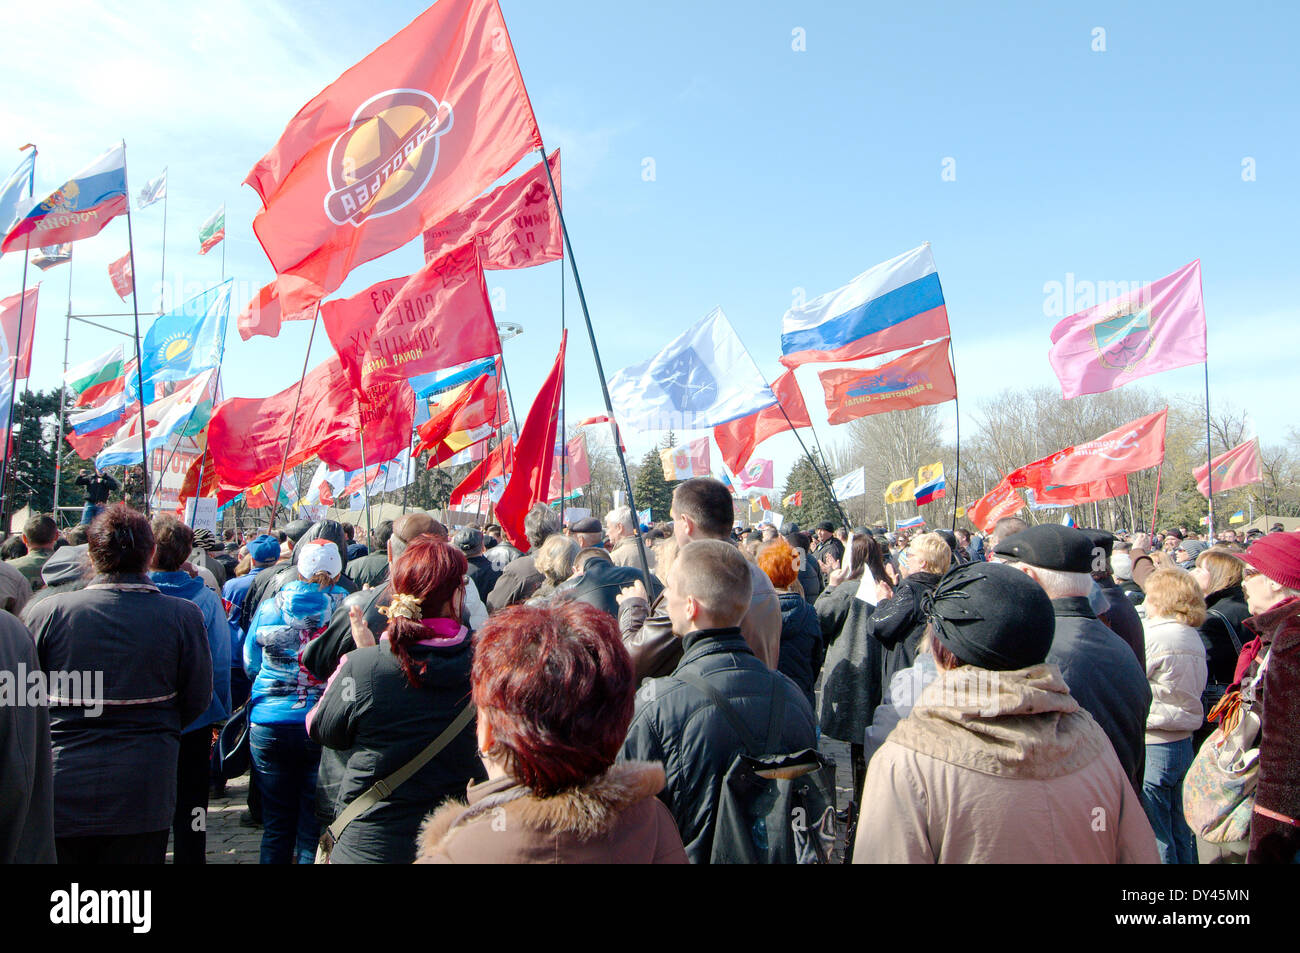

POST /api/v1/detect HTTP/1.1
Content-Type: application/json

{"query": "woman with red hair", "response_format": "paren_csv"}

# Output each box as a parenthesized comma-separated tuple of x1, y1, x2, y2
(308, 537, 484, 864)
(758, 537, 823, 708)
(415, 601, 686, 863)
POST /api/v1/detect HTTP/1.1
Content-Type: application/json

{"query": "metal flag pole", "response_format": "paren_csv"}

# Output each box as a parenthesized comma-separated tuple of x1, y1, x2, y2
(121, 142, 153, 516)
(0, 144, 37, 524)
(535, 149, 651, 583)
(558, 246, 566, 515)
(220, 203, 226, 283)
(53, 256, 75, 521)
(159, 170, 168, 311)
(357, 417, 374, 546)
(267, 302, 320, 530)
(947, 338, 961, 533)
(1202, 360, 1215, 539)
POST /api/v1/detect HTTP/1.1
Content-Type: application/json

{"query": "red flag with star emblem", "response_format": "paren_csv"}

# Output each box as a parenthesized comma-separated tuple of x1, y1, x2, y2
(245, 0, 543, 315)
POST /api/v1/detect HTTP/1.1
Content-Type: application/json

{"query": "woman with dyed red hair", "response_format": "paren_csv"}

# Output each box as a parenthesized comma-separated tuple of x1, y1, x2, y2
(308, 536, 484, 863)
(758, 537, 823, 708)
(415, 601, 686, 864)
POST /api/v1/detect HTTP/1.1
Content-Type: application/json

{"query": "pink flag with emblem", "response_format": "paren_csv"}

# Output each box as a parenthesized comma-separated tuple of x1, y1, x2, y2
(1194, 438, 1262, 497)
(1048, 259, 1206, 399)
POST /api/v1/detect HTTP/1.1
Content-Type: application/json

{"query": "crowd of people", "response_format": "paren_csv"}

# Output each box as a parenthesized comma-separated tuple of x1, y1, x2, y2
(1, 482, 1296, 865)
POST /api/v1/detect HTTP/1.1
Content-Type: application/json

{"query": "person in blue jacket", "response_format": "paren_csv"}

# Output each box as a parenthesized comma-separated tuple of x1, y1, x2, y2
(244, 539, 347, 864)
(149, 514, 231, 864)
(222, 535, 282, 709)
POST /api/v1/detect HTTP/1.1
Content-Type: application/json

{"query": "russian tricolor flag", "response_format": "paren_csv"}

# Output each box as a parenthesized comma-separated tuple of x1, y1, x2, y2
(897, 515, 926, 530)
(780, 244, 950, 367)
(2, 144, 128, 255)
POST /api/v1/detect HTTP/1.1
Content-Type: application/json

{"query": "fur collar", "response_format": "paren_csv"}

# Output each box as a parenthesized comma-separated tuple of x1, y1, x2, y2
(417, 761, 666, 857)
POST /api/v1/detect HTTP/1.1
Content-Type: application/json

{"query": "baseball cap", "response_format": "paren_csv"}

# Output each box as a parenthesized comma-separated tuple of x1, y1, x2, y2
(296, 539, 342, 579)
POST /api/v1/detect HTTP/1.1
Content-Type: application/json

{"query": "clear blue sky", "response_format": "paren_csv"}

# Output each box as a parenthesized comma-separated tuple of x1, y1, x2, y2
(2, 1, 1296, 499)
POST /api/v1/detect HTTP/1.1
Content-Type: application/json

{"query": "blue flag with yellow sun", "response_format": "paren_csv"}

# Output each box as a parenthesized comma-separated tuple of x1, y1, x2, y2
(130, 280, 232, 403)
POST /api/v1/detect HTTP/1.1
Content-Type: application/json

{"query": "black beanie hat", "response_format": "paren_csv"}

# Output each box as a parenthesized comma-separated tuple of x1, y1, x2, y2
(926, 561, 1055, 671)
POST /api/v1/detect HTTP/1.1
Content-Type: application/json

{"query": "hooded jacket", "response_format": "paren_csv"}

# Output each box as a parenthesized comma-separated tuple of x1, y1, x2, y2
(152, 569, 232, 732)
(307, 621, 483, 863)
(239, 521, 357, 633)
(21, 546, 91, 617)
(415, 762, 687, 864)
(854, 664, 1159, 863)
(244, 579, 347, 726)
(1141, 615, 1207, 744)
(776, 591, 822, 708)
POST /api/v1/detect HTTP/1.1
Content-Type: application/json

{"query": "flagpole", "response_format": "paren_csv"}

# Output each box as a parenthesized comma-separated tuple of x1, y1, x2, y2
(495, 330, 522, 440)
(268, 302, 320, 530)
(535, 147, 651, 583)
(1202, 361, 1215, 538)
(357, 416, 374, 547)
(159, 172, 168, 310)
(220, 202, 226, 283)
(118, 142, 154, 517)
(558, 247, 566, 514)
(948, 338, 962, 534)
(0, 145, 37, 525)
(52, 256, 74, 522)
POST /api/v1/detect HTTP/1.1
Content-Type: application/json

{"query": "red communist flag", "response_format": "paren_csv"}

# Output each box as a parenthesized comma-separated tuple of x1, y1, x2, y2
(423, 149, 560, 269)
(449, 434, 513, 507)
(546, 434, 590, 502)
(818, 338, 956, 426)
(713, 369, 810, 475)
(1028, 475, 1129, 507)
(967, 477, 1024, 534)
(1194, 438, 1263, 497)
(108, 252, 133, 301)
(325, 243, 501, 396)
(413, 369, 502, 462)
(1012, 409, 1168, 489)
(245, 0, 543, 315)
(237, 277, 318, 341)
(207, 356, 358, 489)
(317, 380, 416, 474)
(495, 332, 565, 552)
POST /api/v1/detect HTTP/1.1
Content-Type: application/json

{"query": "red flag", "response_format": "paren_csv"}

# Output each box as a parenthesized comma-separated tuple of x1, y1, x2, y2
(495, 333, 565, 552)
(207, 356, 358, 489)
(108, 252, 133, 300)
(546, 434, 590, 502)
(1028, 475, 1129, 507)
(818, 338, 956, 425)
(325, 243, 501, 396)
(423, 149, 561, 269)
(0, 286, 38, 379)
(1011, 409, 1168, 489)
(317, 380, 416, 474)
(713, 369, 810, 474)
(449, 435, 514, 506)
(575, 414, 624, 452)
(967, 477, 1024, 533)
(413, 370, 502, 461)
(65, 423, 115, 460)
(237, 278, 317, 341)
(245, 0, 543, 314)
(1194, 438, 1263, 497)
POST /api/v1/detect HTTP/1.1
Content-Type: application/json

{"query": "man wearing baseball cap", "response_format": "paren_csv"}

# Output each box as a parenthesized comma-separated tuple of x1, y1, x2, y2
(993, 523, 1152, 794)
(1233, 532, 1300, 863)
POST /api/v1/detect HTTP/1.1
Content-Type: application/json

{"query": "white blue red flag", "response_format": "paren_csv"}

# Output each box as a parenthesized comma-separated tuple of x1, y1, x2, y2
(780, 243, 950, 367)
(0, 150, 35, 244)
(2, 144, 128, 254)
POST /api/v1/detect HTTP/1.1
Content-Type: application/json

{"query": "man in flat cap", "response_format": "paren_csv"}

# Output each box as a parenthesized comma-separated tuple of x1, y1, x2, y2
(993, 523, 1152, 793)
(569, 516, 604, 550)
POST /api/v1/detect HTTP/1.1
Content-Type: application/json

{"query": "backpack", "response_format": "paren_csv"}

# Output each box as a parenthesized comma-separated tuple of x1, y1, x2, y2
(678, 671, 837, 864)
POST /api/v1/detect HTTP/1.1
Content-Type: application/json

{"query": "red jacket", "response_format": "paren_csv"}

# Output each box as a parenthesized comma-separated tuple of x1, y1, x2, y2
(1246, 597, 1300, 863)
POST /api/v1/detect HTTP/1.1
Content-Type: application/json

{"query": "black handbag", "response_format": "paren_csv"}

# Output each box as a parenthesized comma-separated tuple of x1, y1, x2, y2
(217, 702, 251, 780)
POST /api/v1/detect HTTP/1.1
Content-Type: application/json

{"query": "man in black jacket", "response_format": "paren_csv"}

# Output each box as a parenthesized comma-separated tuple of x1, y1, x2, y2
(993, 524, 1152, 793)
(620, 540, 816, 863)
(75, 467, 118, 525)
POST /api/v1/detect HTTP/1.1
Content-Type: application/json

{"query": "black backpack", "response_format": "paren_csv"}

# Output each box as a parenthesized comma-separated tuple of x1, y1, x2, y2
(678, 671, 837, 864)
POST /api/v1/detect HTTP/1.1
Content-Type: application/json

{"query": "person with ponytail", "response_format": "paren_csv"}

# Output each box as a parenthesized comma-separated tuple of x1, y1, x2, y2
(307, 536, 484, 864)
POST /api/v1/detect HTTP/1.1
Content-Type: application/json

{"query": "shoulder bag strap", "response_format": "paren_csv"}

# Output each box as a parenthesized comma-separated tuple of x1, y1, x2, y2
(1206, 608, 1243, 654)
(677, 670, 762, 756)
(326, 702, 476, 844)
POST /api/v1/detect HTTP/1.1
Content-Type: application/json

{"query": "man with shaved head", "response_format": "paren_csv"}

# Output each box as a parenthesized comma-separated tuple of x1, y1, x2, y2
(620, 539, 817, 863)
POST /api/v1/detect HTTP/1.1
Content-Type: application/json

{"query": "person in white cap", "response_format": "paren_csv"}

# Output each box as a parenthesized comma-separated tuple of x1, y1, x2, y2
(243, 538, 348, 864)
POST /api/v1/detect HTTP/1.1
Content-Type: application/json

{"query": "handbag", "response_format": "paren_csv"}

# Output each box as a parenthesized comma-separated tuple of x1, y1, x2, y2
(1183, 645, 1269, 844)
(217, 701, 252, 780)
(316, 703, 475, 864)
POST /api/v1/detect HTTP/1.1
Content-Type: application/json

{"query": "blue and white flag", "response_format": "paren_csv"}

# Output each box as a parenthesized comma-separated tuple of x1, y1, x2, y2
(137, 169, 167, 209)
(0, 151, 34, 239)
(832, 467, 866, 500)
(98, 370, 216, 468)
(130, 280, 232, 403)
(608, 308, 776, 431)
(410, 356, 496, 399)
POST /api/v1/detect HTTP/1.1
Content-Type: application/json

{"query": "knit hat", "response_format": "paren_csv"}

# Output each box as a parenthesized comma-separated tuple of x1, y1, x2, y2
(1237, 532, 1300, 591)
(248, 534, 281, 563)
(1176, 539, 1209, 561)
(192, 528, 220, 552)
(925, 561, 1056, 671)
(296, 539, 342, 579)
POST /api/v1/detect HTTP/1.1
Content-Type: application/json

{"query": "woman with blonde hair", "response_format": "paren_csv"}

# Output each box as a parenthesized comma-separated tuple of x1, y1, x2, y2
(527, 534, 580, 604)
(1139, 567, 1208, 864)
(1190, 547, 1251, 743)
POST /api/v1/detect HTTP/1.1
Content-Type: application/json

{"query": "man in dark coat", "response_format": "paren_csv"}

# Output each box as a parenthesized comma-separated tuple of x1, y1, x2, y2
(558, 548, 658, 620)
(811, 521, 844, 573)
(620, 540, 816, 863)
(994, 524, 1152, 793)
(486, 505, 560, 611)
(0, 610, 55, 862)
(454, 527, 500, 603)
(1084, 529, 1146, 670)
(347, 520, 395, 589)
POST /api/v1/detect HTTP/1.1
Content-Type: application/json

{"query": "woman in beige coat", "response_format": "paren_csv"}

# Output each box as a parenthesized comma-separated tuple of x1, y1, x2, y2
(853, 561, 1159, 864)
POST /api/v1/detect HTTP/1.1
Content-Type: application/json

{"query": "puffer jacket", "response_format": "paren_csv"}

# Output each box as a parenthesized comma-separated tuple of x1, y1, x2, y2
(853, 664, 1159, 863)
(776, 591, 822, 708)
(416, 762, 688, 864)
(1142, 616, 1208, 744)
(619, 627, 817, 863)
(244, 579, 347, 726)
(307, 621, 483, 863)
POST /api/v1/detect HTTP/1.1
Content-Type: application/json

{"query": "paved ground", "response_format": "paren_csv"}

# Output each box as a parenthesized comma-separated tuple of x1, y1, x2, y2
(184, 739, 857, 864)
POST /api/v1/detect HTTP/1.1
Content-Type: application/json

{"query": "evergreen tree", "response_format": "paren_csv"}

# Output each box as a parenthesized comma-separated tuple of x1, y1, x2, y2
(779, 450, 841, 530)
(633, 436, 679, 521)
(4, 389, 78, 524)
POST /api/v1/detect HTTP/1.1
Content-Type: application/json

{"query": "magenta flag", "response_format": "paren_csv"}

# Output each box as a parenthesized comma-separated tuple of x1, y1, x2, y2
(1194, 438, 1263, 497)
(1048, 259, 1206, 399)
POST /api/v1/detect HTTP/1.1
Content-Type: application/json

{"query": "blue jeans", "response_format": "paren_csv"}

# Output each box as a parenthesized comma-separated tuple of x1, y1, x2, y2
(250, 723, 321, 864)
(81, 503, 104, 525)
(1142, 738, 1197, 864)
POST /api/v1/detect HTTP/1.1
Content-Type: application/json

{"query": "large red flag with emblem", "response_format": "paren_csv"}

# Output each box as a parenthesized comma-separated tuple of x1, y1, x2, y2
(1194, 438, 1263, 497)
(713, 369, 810, 475)
(423, 149, 560, 269)
(413, 368, 504, 463)
(245, 0, 543, 315)
(495, 332, 565, 552)
(1009, 409, 1168, 489)
(967, 477, 1024, 533)
(818, 338, 956, 426)
(449, 434, 513, 507)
